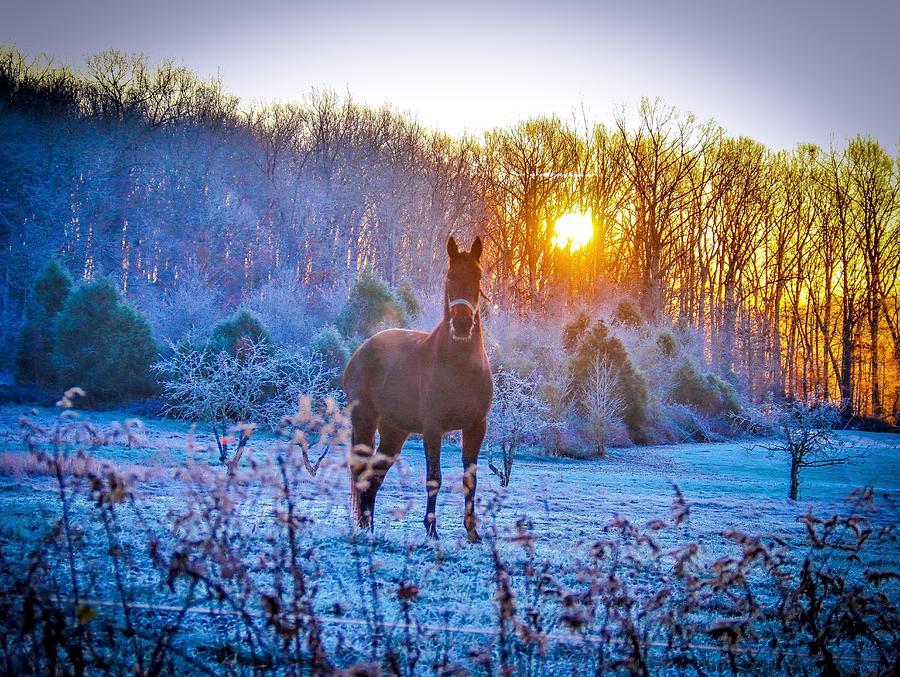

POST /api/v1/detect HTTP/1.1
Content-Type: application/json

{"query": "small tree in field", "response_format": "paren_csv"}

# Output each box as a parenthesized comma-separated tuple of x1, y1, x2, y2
(581, 357, 624, 457)
(758, 401, 862, 501)
(487, 366, 549, 487)
(15, 259, 72, 385)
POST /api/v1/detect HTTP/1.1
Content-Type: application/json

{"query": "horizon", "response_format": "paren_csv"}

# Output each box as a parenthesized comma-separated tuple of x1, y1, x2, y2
(3, 0, 899, 151)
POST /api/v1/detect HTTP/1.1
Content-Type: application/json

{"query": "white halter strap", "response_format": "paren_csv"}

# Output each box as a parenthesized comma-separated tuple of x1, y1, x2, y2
(448, 297, 479, 316)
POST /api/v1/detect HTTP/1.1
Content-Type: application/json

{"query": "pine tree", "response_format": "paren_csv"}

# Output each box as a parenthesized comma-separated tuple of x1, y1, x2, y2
(567, 321, 650, 443)
(336, 271, 408, 340)
(14, 259, 72, 385)
(53, 279, 157, 401)
(208, 309, 270, 356)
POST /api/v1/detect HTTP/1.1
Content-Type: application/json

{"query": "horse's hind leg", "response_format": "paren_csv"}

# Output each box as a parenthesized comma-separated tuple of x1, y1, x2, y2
(350, 404, 378, 528)
(359, 422, 408, 530)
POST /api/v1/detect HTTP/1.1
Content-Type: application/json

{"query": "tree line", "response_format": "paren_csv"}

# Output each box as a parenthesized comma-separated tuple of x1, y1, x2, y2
(1, 48, 897, 419)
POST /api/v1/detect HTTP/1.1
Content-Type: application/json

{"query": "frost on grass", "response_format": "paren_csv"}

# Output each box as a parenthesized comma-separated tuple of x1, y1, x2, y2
(0, 401, 896, 674)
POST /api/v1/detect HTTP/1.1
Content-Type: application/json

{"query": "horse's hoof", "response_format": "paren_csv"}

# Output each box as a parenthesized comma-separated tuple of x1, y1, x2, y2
(467, 532, 482, 544)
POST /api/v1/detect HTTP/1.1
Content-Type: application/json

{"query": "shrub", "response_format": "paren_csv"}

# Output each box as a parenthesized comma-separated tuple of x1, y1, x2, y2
(568, 321, 649, 443)
(154, 339, 340, 467)
(208, 308, 270, 356)
(656, 402, 719, 443)
(310, 324, 350, 389)
(671, 359, 741, 417)
(562, 312, 590, 353)
(656, 330, 678, 357)
(487, 366, 551, 486)
(336, 271, 408, 340)
(53, 279, 157, 402)
(612, 299, 645, 328)
(396, 282, 420, 321)
(14, 259, 72, 385)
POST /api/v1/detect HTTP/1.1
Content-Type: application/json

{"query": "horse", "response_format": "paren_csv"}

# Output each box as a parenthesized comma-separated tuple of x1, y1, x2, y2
(343, 236, 493, 542)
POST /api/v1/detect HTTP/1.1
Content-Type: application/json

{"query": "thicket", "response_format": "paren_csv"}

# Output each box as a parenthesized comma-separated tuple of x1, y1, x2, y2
(154, 338, 340, 467)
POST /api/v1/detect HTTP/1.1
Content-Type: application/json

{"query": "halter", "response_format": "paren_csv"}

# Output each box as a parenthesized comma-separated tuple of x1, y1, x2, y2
(447, 296, 479, 341)
(448, 297, 479, 316)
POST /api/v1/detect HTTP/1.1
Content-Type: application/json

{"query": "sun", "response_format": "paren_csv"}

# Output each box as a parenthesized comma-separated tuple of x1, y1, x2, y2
(551, 210, 593, 251)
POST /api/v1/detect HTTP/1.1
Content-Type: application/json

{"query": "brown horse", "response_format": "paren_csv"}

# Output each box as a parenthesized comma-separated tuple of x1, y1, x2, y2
(343, 236, 492, 542)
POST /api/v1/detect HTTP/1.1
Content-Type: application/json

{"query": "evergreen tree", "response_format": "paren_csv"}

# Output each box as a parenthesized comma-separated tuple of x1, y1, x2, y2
(567, 320, 650, 443)
(336, 271, 408, 340)
(14, 259, 72, 385)
(53, 279, 157, 401)
(209, 309, 270, 356)
(310, 325, 350, 389)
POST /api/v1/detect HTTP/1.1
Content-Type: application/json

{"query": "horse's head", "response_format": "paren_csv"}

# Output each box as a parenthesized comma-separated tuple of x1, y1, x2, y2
(445, 235, 483, 342)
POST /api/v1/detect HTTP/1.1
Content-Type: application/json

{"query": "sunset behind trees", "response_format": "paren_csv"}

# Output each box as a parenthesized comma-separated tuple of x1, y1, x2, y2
(1, 47, 896, 419)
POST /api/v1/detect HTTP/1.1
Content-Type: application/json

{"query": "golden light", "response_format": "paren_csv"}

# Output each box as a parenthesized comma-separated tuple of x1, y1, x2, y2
(551, 210, 594, 251)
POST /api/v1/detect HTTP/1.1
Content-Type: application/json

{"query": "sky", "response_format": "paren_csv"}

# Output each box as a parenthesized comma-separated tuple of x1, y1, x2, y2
(3, 0, 898, 151)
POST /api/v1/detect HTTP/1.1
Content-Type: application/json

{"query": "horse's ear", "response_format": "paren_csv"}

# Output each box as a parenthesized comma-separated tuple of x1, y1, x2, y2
(447, 236, 459, 258)
(470, 236, 482, 261)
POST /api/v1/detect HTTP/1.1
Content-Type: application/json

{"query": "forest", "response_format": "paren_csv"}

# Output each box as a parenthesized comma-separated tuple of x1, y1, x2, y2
(1, 46, 898, 422)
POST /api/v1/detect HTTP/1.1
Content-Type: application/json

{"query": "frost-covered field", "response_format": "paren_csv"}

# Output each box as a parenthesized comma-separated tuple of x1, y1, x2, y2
(0, 404, 897, 672)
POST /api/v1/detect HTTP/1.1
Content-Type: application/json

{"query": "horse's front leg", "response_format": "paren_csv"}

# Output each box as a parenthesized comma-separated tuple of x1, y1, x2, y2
(462, 418, 486, 543)
(423, 429, 442, 538)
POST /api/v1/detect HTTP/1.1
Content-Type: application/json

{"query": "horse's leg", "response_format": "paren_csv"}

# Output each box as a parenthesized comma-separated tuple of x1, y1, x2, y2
(350, 405, 379, 528)
(461, 418, 486, 543)
(360, 422, 409, 530)
(422, 429, 443, 539)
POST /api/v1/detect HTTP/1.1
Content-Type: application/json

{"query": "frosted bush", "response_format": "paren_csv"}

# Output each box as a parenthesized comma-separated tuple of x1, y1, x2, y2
(153, 338, 341, 466)
(487, 365, 552, 486)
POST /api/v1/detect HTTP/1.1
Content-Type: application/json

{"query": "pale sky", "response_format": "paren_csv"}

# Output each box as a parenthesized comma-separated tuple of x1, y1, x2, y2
(3, 0, 898, 151)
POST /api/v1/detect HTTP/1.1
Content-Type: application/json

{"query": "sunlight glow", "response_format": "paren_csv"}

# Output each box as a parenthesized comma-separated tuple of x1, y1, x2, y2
(552, 210, 593, 251)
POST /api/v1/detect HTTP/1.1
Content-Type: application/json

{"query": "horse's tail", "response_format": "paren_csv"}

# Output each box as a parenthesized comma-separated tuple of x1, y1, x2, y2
(348, 428, 361, 523)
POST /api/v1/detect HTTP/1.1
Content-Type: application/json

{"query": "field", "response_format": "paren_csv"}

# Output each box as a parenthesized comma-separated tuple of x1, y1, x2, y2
(0, 403, 897, 674)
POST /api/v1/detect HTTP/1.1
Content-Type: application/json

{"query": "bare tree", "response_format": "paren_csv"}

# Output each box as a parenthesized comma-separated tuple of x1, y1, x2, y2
(757, 402, 863, 501)
(581, 357, 624, 457)
(614, 98, 716, 320)
(847, 137, 899, 416)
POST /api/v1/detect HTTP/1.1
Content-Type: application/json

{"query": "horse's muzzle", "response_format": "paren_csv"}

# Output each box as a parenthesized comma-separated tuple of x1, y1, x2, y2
(449, 314, 475, 342)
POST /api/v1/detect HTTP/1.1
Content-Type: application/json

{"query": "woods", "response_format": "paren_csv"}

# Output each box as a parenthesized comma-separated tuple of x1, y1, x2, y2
(1, 47, 897, 420)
